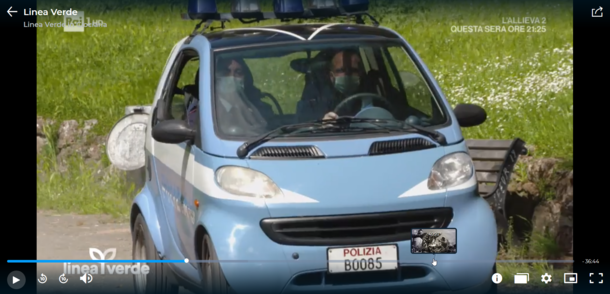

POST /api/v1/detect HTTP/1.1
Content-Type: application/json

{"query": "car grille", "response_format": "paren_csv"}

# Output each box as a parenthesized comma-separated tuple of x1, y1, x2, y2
(249, 146, 325, 159)
(260, 208, 453, 246)
(369, 138, 437, 155)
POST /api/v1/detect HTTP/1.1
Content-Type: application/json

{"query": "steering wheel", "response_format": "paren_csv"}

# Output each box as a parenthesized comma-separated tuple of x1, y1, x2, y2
(261, 92, 283, 116)
(333, 92, 393, 116)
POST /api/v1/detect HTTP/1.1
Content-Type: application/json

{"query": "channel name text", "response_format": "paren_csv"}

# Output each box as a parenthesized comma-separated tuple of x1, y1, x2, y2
(24, 8, 78, 16)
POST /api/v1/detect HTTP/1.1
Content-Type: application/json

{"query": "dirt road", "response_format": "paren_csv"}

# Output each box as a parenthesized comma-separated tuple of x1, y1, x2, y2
(36, 211, 571, 293)
(36, 211, 150, 293)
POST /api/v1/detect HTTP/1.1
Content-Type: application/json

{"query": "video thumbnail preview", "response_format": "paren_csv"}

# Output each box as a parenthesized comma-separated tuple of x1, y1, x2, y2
(411, 228, 457, 254)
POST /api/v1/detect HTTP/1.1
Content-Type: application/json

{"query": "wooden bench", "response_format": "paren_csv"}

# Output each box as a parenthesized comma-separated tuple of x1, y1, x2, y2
(466, 138, 528, 235)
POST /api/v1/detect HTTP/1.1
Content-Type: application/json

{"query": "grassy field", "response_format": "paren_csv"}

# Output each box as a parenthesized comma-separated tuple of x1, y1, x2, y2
(36, 0, 573, 273)
(37, 0, 573, 158)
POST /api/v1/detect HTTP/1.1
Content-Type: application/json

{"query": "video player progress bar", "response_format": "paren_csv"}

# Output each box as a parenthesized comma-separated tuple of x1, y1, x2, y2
(7, 259, 574, 263)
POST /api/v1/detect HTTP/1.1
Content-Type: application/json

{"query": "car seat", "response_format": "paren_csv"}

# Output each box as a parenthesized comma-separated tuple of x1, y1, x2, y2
(184, 70, 200, 126)
(183, 70, 199, 102)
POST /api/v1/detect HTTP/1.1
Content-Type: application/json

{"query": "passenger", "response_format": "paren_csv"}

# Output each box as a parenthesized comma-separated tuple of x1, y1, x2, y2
(214, 58, 274, 136)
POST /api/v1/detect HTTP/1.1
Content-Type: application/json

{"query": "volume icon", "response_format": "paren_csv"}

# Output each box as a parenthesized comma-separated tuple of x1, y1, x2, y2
(80, 273, 92, 283)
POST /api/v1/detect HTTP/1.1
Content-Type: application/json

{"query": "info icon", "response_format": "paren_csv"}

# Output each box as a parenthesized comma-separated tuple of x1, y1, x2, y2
(564, 273, 577, 284)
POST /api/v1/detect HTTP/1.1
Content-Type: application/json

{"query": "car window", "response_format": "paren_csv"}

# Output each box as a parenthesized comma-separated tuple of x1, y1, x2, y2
(167, 57, 198, 121)
(382, 47, 443, 120)
(213, 41, 447, 139)
(244, 52, 307, 116)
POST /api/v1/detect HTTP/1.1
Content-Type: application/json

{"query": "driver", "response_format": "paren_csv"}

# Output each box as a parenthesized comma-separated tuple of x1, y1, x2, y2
(296, 49, 383, 122)
(321, 49, 368, 120)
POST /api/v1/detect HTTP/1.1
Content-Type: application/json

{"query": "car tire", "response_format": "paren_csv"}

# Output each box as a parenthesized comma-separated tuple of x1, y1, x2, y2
(200, 234, 231, 294)
(132, 213, 178, 294)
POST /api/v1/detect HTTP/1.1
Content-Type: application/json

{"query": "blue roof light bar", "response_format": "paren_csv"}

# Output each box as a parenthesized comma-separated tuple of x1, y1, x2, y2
(273, 0, 305, 18)
(304, 0, 339, 17)
(231, 0, 264, 19)
(338, 0, 369, 13)
(182, 0, 378, 27)
(187, 0, 220, 20)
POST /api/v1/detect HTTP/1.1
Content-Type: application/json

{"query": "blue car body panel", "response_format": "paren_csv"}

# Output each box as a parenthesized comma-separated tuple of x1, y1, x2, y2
(245, 142, 447, 217)
(131, 184, 165, 257)
(128, 24, 499, 294)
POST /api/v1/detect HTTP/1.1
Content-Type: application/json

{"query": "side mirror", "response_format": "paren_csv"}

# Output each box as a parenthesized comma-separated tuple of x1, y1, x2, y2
(152, 119, 196, 144)
(453, 104, 487, 127)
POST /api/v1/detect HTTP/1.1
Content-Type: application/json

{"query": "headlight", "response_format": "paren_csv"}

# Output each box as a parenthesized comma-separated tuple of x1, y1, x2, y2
(428, 152, 474, 190)
(215, 166, 284, 199)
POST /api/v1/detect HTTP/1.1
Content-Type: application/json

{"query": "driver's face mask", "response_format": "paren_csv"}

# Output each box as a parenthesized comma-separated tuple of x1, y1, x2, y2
(216, 76, 245, 96)
(333, 75, 360, 95)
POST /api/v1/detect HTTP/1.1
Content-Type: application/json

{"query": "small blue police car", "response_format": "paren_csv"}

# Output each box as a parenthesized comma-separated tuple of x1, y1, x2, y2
(106, 1, 528, 293)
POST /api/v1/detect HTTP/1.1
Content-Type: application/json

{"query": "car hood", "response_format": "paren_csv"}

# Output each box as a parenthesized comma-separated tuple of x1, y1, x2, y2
(246, 147, 449, 218)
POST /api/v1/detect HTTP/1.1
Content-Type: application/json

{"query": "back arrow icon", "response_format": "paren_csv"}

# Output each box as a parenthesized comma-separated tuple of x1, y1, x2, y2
(7, 6, 17, 17)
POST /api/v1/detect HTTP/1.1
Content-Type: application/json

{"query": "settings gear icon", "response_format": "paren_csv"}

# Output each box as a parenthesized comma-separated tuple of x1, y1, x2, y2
(541, 273, 552, 284)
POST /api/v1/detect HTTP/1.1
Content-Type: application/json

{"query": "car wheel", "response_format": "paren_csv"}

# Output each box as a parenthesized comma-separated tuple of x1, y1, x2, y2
(132, 213, 178, 294)
(487, 263, 498, 294)
(200, 234, 230, 294)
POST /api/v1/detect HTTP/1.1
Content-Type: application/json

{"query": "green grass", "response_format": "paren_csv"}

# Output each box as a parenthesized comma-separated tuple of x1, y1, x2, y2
(496, 218, 572, 285)
(37, 0, 572, 158)
(37, 154, 134, 219)
(37, 123, 134, 217)
(36, 0, 572, 208)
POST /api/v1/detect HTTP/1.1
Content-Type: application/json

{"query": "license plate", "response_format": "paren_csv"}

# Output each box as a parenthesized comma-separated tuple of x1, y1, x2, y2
(327, 245, 398, 273)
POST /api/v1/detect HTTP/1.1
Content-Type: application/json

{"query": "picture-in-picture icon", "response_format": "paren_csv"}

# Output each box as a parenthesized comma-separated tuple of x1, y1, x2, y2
(564, 273, 577, 283)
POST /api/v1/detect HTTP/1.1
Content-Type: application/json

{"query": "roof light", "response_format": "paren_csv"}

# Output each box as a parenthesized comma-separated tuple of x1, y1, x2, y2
(273, 0, 304, 18)
(338, 0, 369, 12)
(187, 0, 219, 19)
(304, 0, 339, 17)
(231, 0, 262, 18)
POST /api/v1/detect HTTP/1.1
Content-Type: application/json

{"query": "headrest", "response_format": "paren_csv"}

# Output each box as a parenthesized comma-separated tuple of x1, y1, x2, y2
(184, 85, 198, 97)
(290, 48, 362, 74)
(289, 58, 329, 74)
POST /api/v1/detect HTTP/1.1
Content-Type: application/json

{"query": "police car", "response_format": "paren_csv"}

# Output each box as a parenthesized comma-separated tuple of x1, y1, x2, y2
(106, 0, 513, 293)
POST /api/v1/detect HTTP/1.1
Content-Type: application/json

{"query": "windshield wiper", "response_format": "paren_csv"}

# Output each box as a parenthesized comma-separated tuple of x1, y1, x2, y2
(316, 117, 447, 145)
(236, 121, 338, 158)
(236, 117, 447, 158)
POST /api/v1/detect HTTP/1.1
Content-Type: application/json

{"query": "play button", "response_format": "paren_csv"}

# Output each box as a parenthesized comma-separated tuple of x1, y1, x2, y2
(7, 271, 25, 289)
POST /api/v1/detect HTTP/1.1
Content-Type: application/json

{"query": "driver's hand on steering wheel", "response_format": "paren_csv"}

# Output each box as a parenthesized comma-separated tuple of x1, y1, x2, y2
(323, 112, 338, 120)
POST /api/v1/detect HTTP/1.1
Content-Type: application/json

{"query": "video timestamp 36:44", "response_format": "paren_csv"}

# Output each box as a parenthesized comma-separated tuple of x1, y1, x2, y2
(583, 259, 600, 264)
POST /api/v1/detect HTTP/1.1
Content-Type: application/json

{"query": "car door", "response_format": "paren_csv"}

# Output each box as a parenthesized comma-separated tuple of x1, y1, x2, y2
(172, 51, 201, 263)
(151, 47, 194, 258)
(147, 38, 188, 257)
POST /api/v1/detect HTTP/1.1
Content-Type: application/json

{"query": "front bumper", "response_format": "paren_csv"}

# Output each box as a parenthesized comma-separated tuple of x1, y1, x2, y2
(203, 191, 497, 294)
(281, 262, 494, 294)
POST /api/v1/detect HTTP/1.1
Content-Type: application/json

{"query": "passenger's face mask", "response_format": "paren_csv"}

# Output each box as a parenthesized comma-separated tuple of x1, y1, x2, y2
(333, 75, 360, 95)
(216, 76, 245, 96)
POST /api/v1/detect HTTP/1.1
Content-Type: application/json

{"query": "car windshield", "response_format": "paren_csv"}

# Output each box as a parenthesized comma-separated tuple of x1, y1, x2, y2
(212, 40, 447, 139)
